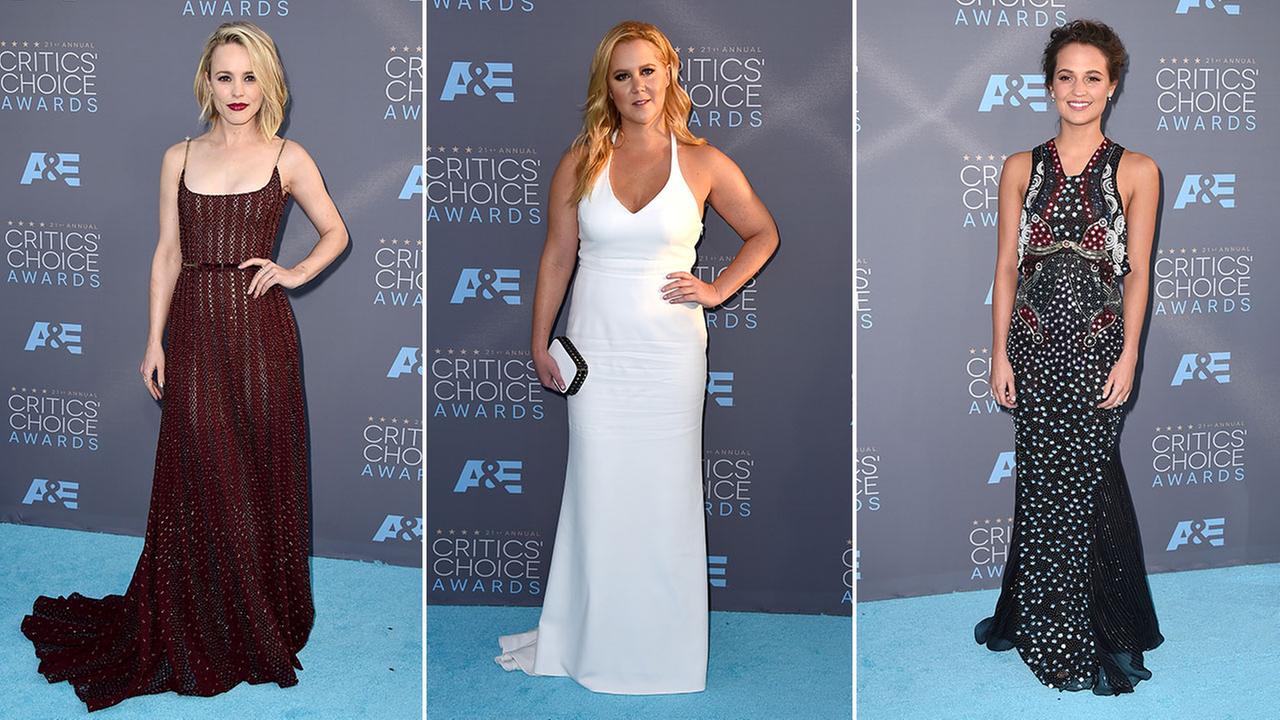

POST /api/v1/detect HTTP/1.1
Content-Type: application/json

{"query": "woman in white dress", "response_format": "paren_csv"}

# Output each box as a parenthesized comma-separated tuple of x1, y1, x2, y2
(494, 20, 779, 694)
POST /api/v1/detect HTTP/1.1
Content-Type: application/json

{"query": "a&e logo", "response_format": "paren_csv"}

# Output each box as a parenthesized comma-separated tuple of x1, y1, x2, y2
(22, 478, 79, 509)
(388, 347, 424, 378)
(20, 152, 81, 187)
(454, 459, 523, 493)
(1173, 174, 1236, 209)
(987, 451, 1015, 485)
(1171, 352, 1230, 386)
(25, 322, 83, 355)
(708, 555, 728, 588)
(440, 61, 515, 103)
(1175, 0, 1241, 15)
(451, 268, 521, 305)
(1166, 517, 1225, 550)
(978, 75, 1047, 112)
(372, 514, 424, 542)
(707, 371, 734, 407)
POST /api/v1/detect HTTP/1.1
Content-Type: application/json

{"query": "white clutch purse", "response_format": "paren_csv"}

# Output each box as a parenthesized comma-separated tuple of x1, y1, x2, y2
(547, 336, 587, 395)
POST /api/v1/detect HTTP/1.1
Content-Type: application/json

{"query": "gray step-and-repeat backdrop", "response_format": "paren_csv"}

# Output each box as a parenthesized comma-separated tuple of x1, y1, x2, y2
(426, 2, 852, 614)
(1, 1, 422, 567)
(857, 1, 1280, 601)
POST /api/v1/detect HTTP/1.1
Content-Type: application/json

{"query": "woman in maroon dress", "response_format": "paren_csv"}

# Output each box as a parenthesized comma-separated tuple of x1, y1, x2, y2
(20, 21, 348, 712)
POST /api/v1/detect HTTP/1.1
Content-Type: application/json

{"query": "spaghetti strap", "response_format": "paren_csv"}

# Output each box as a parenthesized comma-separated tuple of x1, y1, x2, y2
(182, 137, 191, 172)
(274, 137, 287, 167)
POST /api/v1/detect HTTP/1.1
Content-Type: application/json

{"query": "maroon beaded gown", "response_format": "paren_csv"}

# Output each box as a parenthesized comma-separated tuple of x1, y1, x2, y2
(21, 137, 314, 712)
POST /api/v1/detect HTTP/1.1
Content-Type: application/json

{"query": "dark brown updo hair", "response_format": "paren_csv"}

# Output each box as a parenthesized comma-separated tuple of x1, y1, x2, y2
(1042, 19, 1127, 87)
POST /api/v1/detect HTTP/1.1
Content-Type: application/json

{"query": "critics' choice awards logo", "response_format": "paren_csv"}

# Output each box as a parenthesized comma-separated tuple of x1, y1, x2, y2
(677, 44, 764, 130)
(0, 40, 97, 113)
(8, 386, 99, 451)
(1171, 351, 1231, 386)
(707, 371, 733, 407)
(1175, 0, 1241, 15)
(1153, 246, 1250, 316)
(978, 74, 1047, 112)
(450, 268, 520, 305)
(953, 0, 1068, 28)
(429, 0, 535, 12)
(696, 256, 759, 330)
(372, 514, 423, 542)
(454, 459, 523, 493)
(439, 61, 514, 103)
(422, 145, 543, 225)
(965, 346, 1002, 415)
(361, 416, 422, 483)
(372, 237, 422, 308)
(856, 447, 880, 511)
(180, 1, 289, 17)
(22, 478, 78, 509)
(384, 44, 422, 121)
(960, 153, 1006, 229)
(19, 152, 80, 187)
(704, 448, 752, 518)
(1151, 422, 1246, 489)
(24, 322, 82, 355)
(430, 348, 545, 421)
(843, 542, 854, 604)
(6, 220, 100, 289)
(1167, 517, 1225, 551)
(1155, 55, 1257, 132)
(856, 258, 872, 329)
(970, 516, 1012, 581)
(1174, 173, 1235, 209)
(431, 529, 543, 596)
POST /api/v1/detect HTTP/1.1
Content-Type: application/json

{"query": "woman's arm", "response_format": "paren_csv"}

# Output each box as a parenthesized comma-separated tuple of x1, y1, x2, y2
(662, 145, 778, 306)
(530, 148, 584, 391)
(1098, 151, 1159, 409)
(989, 151, 1030, 409)
(140, 142, 187, 400)
(244, 139, 349, 297)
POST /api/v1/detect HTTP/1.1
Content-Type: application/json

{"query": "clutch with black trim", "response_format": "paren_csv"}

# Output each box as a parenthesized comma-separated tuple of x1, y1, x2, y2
(547, 336, 588, 395)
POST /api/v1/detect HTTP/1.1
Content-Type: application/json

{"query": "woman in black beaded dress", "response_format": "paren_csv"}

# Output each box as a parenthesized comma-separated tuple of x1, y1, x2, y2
(975, 19, 1164, 695)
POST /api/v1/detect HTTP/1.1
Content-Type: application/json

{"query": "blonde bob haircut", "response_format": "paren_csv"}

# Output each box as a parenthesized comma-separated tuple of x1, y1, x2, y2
(193, 22, 288, 139)
(570, 20, 705, 204)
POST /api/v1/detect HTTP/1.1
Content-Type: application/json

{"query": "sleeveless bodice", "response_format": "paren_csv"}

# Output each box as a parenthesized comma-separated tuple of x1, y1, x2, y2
(1018, 137, 1129, 277)
(576, 131, 703, 275)
(1014, 138, 1128, 347)
(178, 163, 288, 266)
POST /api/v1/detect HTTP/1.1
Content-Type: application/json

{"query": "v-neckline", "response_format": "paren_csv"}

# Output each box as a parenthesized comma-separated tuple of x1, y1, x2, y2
(607, 133, 674, 216)
(1048, 137, 1108, 179)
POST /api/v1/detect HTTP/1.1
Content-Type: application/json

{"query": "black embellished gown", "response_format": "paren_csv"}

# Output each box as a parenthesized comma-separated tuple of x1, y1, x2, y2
(974, 138, 1163, 695)
(21, 138, 314, 711)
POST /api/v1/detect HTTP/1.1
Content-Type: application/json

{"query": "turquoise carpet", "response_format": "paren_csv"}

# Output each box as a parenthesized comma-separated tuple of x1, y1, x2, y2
(427, 605, 852, 720)
(858, 563, 1280, 720)
(1, 523, 421, 720)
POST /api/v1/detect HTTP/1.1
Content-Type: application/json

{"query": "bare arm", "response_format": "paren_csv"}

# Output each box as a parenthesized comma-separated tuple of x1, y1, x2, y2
(530, 148, 584, 390)
(243, 140, 349, 297)
(1118, 153, 1159, 361)
(663, 145, 778, 306)
(140, 142, 186, 399)
(990, 151, 1030, 408)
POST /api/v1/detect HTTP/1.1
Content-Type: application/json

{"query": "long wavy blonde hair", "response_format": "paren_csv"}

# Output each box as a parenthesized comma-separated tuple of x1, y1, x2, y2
(193, 22, 288, 139)
(570, 21, 705, 204)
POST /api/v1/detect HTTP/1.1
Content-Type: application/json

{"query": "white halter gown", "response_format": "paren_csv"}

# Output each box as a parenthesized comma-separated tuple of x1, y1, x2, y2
(495, 131, 709, 694)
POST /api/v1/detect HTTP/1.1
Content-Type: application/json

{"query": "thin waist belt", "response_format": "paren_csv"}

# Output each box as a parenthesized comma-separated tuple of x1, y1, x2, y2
(181, 261, 252, 270)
